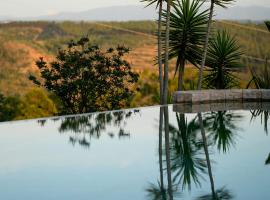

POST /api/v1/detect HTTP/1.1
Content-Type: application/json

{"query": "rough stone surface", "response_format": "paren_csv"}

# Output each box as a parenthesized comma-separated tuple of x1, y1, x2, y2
(243, 102, 262, 110)
(174, 91, 192, 103)
(173, 89, 270, 104)
(226, 89, 243, 101)
(243, 89, 262, 101)
(173, 102, 270, 113)
(192, 91, 210, 103)
(261, 89, 270, 101)
(210, 102, 227, 111)
(209, 90, 226, 102)
(226, 102, 244, 110)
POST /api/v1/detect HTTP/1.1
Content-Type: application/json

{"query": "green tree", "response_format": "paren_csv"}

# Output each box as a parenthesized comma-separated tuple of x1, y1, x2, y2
(162, 0, 209, 90)
(0, 93, 20, 122)
(16, 88, 57, 120)
(203, 30, 243, 89)
(197, 0, 235, 90)
(30, 37, 139, 114)
(265, 21, 270, 32)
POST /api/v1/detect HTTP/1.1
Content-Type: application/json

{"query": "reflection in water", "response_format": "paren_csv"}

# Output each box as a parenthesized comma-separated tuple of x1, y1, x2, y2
(250, 110, 269, 135)
(39, 110, 139, 148)
(149, 109, 240, 199)
(35, 105, 269, 199)
(196, 187, 234, 200)
(203, 111, 242, 153)
(197, 113, 234, 200)
(169, 113, 207, 190)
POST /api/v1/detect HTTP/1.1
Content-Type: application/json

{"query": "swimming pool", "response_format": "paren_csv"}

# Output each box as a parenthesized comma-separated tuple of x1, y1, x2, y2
(0, 104, 269, 199)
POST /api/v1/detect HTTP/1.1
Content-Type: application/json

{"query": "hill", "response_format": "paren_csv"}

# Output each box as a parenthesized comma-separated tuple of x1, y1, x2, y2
(0, 20, 269, 104)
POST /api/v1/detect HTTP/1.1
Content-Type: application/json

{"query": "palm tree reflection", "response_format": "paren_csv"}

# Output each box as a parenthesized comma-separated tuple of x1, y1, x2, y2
(203, 111, 242, 153)
(148, 108, 236, 199)
(196, 187, 234, 200)
(196, 113, 234, 200)
(169, 113, 207, 190)
(250, 110, 269, 135)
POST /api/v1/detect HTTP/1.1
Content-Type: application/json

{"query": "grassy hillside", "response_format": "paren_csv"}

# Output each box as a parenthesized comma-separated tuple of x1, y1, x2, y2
(0, 20, 269, 101)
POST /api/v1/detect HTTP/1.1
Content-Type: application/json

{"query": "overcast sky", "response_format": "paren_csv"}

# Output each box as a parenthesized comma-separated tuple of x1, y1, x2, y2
(1, 0, 270, 17)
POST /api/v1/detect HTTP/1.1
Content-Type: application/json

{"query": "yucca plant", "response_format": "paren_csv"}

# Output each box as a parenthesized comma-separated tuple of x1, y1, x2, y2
(162, 0, 209, 91)
(247, 59, 270, 89)
(197, 0, 235, 90)
(203, 30, 243, 89)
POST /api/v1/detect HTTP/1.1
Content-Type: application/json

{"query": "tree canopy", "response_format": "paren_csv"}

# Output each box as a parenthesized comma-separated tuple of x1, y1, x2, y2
(30, 37, 139, 114)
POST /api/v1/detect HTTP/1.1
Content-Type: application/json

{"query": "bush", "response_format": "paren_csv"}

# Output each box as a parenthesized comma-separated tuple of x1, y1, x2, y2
(30, 37, 139, 114)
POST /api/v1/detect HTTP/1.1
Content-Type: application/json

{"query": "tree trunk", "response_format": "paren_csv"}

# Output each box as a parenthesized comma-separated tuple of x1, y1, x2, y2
(159, 107, 164, 191)
(163, 0, 172, 104)
(198, 113, 216, 199)
(197, 1, 215, 90)
(158, 1, 164, 104)
(164, 106, 173, 200)
(178, 57, 185, 91)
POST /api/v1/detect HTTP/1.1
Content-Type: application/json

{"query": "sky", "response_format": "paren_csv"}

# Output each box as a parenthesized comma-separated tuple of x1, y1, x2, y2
(1, 0, 270, 17)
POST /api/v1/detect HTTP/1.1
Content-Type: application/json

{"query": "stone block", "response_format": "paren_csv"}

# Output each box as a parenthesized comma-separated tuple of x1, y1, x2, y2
(210, 90, 226, 102)
(243, 102, 262, 110)
(173, 91, 192, 103)
(173, 103, 192, 113)
(226, 89, 243, 101)
(192, 91, 210, 103)
(210, 102, 227, 112)
(226, 102, 244, 111)
(261, 89, 270, 101)
(191, 103, 211, 113)
(243, 89, 262, 101)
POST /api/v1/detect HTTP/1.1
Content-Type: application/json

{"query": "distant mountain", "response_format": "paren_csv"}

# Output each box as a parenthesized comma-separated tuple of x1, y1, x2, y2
(1, 5, 270, 22)
(215, 6, 270, 21)
(30, 5, 157, 21)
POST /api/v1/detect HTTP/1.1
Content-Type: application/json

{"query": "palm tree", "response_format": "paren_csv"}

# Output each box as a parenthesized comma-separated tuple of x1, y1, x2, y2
(163, 0, 173, 104)
(169, 113, 207, 190)
(141, 0, 165, 104)
(203, 30, 243, 89)
(197, 0, 235, 90)
(162, 0, 209, 91)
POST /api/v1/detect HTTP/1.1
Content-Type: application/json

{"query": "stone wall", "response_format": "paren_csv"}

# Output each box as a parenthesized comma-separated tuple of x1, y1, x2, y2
(173, 89, 270, 104)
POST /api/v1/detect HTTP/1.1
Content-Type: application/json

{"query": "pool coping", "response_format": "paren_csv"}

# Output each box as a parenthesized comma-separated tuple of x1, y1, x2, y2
(173, 89, 270, 103)
(173, 89, 270, 113)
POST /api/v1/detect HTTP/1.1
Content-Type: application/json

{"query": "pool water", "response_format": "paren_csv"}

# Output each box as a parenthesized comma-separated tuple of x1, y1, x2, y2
(0, 105, 269, 200)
